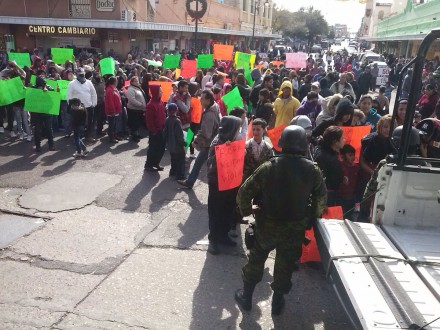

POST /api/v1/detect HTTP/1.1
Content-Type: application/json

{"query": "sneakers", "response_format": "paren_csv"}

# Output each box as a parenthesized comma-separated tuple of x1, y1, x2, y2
(207, 242, 219, 255)
(189, 153, 197, 159)
(177, 180, 193, 189)
(10, 131, 17, 138)
(144, 166, 158, 172)
(82, 150, 89, 156)
(26, 135, 32, 142)
(154, 165, 164, 171)
(73, 151, 82, 158)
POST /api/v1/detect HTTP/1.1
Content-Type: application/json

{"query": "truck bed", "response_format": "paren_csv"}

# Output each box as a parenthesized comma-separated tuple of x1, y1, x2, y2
(316, 219, 440, 329)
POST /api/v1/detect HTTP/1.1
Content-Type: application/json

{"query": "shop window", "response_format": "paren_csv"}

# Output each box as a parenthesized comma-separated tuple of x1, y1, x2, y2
(378, 10, 384, 20)
(108, 32, 119, 44)
(69, 0, 91, 18)
(242, 0, 247, 11)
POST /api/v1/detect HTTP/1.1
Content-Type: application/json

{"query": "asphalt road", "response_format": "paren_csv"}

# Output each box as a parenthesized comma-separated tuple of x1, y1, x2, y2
(0, 127, 353, 329)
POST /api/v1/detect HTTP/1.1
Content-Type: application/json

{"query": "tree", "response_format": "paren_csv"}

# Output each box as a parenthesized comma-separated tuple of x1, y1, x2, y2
(272, 6, 329, 44)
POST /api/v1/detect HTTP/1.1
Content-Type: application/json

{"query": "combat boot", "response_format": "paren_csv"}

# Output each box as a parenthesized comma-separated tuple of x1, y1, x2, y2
(271, 292, 285, 315)
(235, 281, 256, 311)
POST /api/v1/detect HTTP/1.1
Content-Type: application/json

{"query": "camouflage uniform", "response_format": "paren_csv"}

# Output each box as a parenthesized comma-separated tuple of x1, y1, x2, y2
(237, 154, 327, 294)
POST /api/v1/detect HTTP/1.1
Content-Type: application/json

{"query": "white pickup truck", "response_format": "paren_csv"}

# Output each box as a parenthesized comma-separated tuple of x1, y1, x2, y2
(315, 30, 440, 330)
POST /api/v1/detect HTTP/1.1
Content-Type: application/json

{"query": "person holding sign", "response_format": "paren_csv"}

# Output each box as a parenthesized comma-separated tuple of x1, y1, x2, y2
(31, 76, 56, 152)
(235, 125, 327, 315)
(206, 116, 243, 255)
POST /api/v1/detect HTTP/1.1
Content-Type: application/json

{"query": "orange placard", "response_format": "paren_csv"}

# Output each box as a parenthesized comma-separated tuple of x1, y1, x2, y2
(215, 139, 245, 191)
(256, 64, 264, 70)
(190, 97, 202, 124)
(247, 119, 253, 140)
(300, 228, 321, 263)
(266, 124, 286, 152)
(123, 80, 130, 92)
(213, 44, 234, 61)
(270, 61, 284, 68)
(341, 126, 371, 162)
(322, 206, 344, 220)
(150, 81, 173, 103)
(181, 59, 197, 78)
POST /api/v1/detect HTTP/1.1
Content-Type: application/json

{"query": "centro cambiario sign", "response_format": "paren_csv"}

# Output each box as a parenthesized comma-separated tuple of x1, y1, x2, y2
(28, 26, 96, 35)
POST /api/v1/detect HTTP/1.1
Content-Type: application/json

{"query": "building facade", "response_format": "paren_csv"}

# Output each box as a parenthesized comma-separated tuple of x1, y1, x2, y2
(362, 0, 440, 58)
(0, 0, 280, 57)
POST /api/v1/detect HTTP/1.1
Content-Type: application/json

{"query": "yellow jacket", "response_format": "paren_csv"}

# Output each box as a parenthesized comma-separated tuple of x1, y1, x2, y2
(273, 81, 300, 127)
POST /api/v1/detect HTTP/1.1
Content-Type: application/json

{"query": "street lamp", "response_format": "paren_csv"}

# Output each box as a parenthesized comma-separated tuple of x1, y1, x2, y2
(251, 0, 270, 50)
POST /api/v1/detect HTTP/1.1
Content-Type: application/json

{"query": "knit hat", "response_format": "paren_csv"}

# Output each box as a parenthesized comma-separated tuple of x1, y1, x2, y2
(167, 103, 178, 113)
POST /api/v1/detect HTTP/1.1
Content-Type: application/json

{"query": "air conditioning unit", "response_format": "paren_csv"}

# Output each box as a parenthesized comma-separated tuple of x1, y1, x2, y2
(224, 23, 232, 29)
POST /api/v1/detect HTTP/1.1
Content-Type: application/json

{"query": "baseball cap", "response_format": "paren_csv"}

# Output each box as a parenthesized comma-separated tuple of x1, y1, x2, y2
(311, 81, 320, 88)
(76, 67, 85, 74)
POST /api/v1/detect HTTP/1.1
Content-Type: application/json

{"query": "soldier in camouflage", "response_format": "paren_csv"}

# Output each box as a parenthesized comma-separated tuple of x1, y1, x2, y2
(235, 125, 327, 315)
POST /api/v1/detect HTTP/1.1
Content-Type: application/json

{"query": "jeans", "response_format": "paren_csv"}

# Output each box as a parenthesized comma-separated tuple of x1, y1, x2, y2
(170, 152, 186, 179)
(85, 106, 95, 138)
(145, 130, 165, 168)
(186, 147, 209, 186)
(34, 114, 54, 148)
(127, 109, 143, 137)
(73, 126, 86, 153)
(13, 106, 31, 136)
(107, 115, 118, 137)
(60, 101, 71, 135)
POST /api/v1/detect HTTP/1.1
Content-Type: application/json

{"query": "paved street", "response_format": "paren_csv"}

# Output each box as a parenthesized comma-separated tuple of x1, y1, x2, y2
(0, 131, 351, 329)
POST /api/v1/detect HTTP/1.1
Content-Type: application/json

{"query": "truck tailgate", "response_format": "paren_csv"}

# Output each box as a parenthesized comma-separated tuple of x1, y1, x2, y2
(316, 219, 440, 329)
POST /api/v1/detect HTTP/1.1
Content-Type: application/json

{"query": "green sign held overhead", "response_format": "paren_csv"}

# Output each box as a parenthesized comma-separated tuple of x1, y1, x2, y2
(222, 87, 244, 114)
(99, 57, 116, 76)
(24, 89, 61, 115)
(162, 54, 181, 69)
(147, 60, 162, 67)
(0, 77, 26, 106)
(51, 48, 74, 64)
(7, 52, 31, 68)
(197, 54, 214, 69)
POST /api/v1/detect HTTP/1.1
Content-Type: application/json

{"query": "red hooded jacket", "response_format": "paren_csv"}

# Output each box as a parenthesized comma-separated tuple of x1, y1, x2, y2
(145, 84, 166, 134)
(104, 85, 122, 116)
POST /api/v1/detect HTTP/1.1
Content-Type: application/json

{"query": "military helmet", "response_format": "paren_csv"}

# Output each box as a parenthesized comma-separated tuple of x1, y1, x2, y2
(278, 125, 308, 155)
(391, 125, 420, 150)
(290, 115, 312, 131)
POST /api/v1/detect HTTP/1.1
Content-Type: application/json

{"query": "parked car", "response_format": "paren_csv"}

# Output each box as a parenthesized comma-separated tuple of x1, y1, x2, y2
(359, 52, 384, 65)
(311, 44, 322, 53)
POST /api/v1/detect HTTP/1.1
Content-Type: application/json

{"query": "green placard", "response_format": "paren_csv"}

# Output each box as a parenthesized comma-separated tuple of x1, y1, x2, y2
(147, 60, 162, 67)
(0, 77, 26, 106)
(51, 48, 74, 64)
(45, 79, 59, 91)
(99, 57, 116, 76)
(162, 54, 181, 69)
(7, 52, 31, 68)
(222, 87, 244, 114)
(197, 54, 214, 69)
(57, 80, 70, 100)
(30, 75, 36, 86)
(245, 69, 254, 87)
(235, 52, 251, 70)
(24, 89, 61, 115)
(185, 128, 194, 152)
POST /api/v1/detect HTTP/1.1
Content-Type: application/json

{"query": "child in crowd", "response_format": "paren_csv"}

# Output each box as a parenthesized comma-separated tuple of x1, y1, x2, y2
(229, 107, 248, 140)
(376, 87, 390, 115)
(358, 95, 382, 132)
(352, 109, 366, 126)
(70, 98, 89, 158)
(164, 103, 186, 180)
(383, 81, 394, 101)
(371, 99, 385, 117)
(296, 91, 320, 128)
(243, 118, 274, 181)
(338, 144, 360, 220)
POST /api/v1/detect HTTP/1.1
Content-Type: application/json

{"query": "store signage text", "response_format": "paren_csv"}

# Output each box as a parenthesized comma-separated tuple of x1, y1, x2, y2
(28, 26, 96, 35)
(96, 0, 115, 11)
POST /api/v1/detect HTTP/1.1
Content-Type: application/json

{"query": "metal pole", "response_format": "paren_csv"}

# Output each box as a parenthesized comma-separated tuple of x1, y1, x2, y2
(195, 0, 199, 53)
(251, 0, 257, 50)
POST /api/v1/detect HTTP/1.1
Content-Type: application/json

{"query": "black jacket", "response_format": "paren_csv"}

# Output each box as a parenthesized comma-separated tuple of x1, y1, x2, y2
(314, 145, 344, 191)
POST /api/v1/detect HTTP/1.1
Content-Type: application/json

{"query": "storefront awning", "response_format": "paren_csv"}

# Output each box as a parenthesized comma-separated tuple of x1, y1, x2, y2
(365, 34, 427, 42)
(0, 16, 282, 39)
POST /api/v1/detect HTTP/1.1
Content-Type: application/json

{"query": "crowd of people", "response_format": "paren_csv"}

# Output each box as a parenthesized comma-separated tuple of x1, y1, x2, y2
(1, 46, 440, 315)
